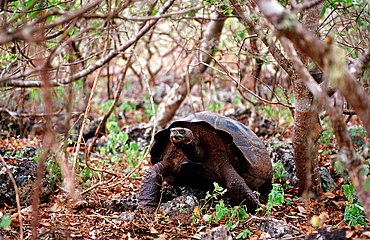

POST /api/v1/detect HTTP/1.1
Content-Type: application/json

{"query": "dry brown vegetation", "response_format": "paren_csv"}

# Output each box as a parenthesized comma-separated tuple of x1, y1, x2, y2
(0, 0, 369, 239)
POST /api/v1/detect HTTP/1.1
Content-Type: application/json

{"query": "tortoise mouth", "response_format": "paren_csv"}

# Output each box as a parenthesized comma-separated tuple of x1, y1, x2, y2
(171, 135, 183, 143)
(171, 135, 193, 144)
(170, 127, 194, 145)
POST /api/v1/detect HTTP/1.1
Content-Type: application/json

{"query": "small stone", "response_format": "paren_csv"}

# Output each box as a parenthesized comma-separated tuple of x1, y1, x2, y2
(319, 167, 335, 191)
(201, 225, 232, 240)
(258, 217, 301, 238)
(0, 157, 52, 206)
(117, 212, 135, 222)
(158, 195, 200, 218)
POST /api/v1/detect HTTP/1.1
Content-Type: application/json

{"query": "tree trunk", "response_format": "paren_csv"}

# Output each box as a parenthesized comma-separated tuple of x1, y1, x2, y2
(282, 36, 370, 225)
(254, 0, 370, 222)
(292, 76, 322, 196)
(253, 0, 370, 135)
(230, 0, 323, 196)
(154, 9, 226, 127)
(292, 3, 324, 196)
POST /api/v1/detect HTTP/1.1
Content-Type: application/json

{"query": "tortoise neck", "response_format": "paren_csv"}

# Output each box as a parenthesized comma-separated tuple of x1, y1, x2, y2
(174, 140, 204, 163)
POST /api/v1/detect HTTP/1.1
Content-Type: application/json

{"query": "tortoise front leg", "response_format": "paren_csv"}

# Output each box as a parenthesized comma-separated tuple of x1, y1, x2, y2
(137, 161, 171, 213)
(220, 163, 260, 213)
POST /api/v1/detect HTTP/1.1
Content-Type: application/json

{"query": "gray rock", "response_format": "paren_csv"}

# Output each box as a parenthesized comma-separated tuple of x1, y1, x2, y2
(268, 140, 298, 186)
(348, 125, 366, 146)
(103, 195, 138, 212)
(201, 225, 232, 240)
(0, 156, 52, 206)
(258, 217, 302, 238)
(319, 167, 336, 191)
(158, 195, 199, 218)
(178, 186, 208, 200)
(117, 212, 135, 222)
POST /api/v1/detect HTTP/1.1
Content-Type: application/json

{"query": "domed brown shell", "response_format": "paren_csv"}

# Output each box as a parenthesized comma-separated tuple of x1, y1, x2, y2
(151, 111, 271, 179)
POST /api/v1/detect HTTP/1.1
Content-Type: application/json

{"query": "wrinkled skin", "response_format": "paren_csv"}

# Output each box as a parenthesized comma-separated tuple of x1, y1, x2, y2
(138, 124, 270, 213)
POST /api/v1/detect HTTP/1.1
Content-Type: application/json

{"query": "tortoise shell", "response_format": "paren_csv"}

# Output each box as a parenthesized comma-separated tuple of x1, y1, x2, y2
(151, 111, 271, 179)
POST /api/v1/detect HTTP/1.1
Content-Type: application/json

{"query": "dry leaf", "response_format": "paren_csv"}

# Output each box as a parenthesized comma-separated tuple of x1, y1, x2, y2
(319, 212, 329, 221)
(298, 206, 307, 213)
(50, 201, 63, 212)
(193, 208, 200, 215)
(360, 231, 370, 238)
(345, 230, 356, 238)
(259, 232, 271, 239)
(324, 192, 335, 198)
(39, 221, 51, 227)
(150, 227, 159, 234)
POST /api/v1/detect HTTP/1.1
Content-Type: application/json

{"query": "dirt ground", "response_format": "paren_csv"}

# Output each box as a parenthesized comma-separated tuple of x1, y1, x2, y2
(0, 121, 369, 239)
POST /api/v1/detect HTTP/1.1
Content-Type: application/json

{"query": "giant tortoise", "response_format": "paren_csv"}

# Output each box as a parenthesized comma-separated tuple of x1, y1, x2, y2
(138, 111, 272, 212)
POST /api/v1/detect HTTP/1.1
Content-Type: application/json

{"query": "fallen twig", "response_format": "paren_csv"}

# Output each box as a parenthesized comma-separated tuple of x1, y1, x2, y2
(0, 155, 24, 240)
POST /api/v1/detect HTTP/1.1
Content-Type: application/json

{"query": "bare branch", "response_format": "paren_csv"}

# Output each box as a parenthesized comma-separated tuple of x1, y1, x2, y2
(155, 8, 226, 127)
(200, 56, 294, 109)
(229, 0, 294, 75)
(0, 107, 62, 118)
(290, 0, 325, 13)
(353, 44, 370, 77)
(253, 0, 370, 139)
(3, 1, 72, 14)
(0, 155, 23, 240)
(82, 5, 204, 21)
(280, 32, 370, 227)
(0, 0, 176, 88)
(0, 0, 104, 44)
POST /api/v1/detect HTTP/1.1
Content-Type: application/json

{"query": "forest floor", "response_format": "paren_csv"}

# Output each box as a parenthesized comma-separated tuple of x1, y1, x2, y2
(0, 110, 369, 240)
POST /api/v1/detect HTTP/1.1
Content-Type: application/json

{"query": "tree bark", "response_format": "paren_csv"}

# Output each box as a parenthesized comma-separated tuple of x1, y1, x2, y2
(230, 0, 323, 196)
(253, 0, 370, 220)
(0, 0, 175, 88)
(253, 0, 370, 136)
(229, 0, 293, 75)
(281, 36, 370, 225)
(155, 9, 226, 127)
(292, 3, 323, 196)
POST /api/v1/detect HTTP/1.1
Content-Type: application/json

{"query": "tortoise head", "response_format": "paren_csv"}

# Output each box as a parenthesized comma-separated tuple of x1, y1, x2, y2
(170, 127, 194, 145)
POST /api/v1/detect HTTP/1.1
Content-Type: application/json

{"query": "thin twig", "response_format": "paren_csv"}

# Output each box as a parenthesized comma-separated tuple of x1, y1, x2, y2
(0, 107, 62, 118)
(199, 59, 294, 109)
(291, 0, 324, 13)
(83, 5, 204, 21)
(0, 156, 23, 240)
(1, 0, 176, 88)
(72, 54, 106, 172)
(108, 55, 158, 188)
(80, 176, 116, 195)
(76, 0, 176, 194)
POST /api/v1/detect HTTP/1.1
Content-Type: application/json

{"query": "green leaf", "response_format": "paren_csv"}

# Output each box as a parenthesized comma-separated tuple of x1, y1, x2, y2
(130, 142, 139, 151)
(236, 229, 253, 239)
(106, 122, 119, 133)
(215, 210, 224, 221)
(343, 184, 354, 198)
(226, 221, 233, 230)
(83, 168, 91, 178)
(151, 9, 158, 15)
(364, 178, 370, 190)
(321, 5, 327, 18)
(118, 132, 129, 144)
(0, 215, 12, 230)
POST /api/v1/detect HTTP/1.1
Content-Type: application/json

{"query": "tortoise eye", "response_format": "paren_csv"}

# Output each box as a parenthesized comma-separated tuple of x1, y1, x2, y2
(179, 129, 185, 134)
